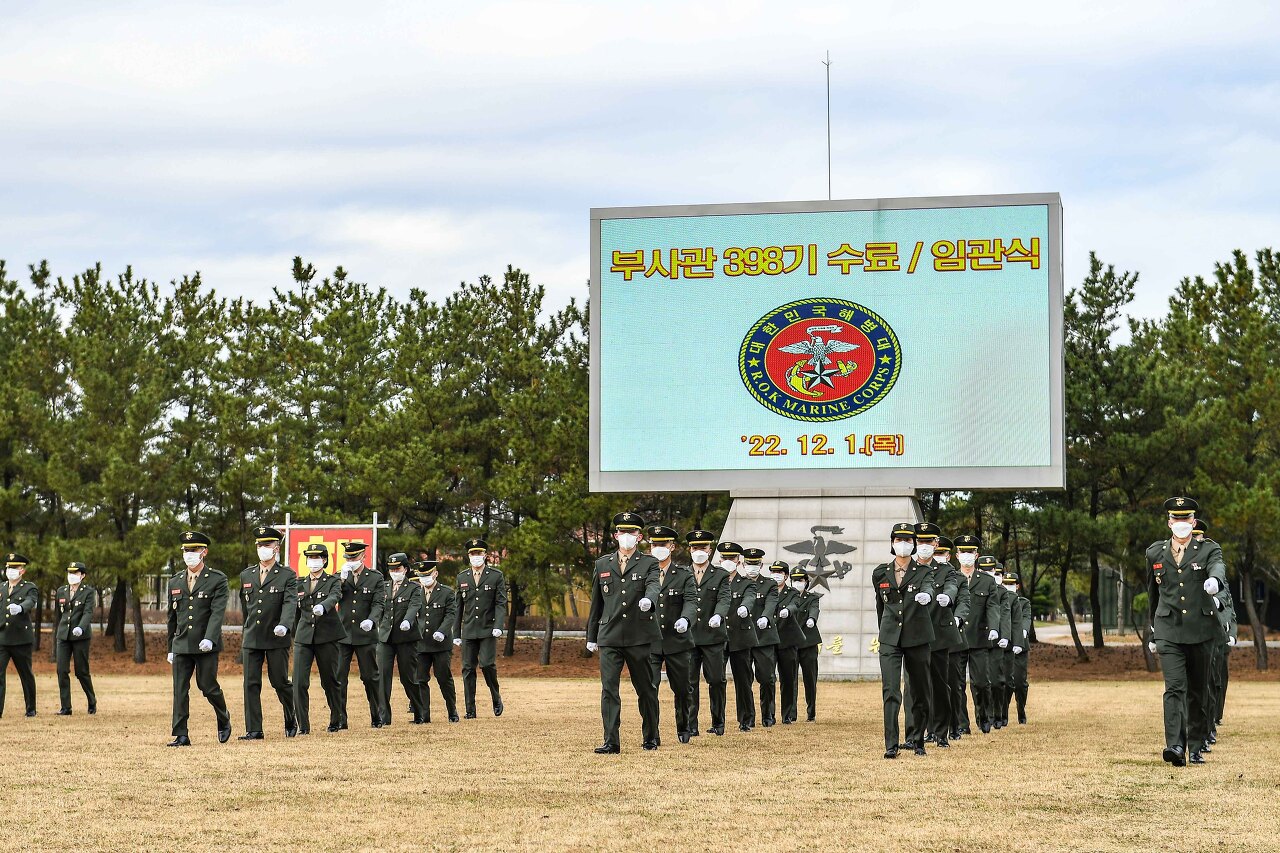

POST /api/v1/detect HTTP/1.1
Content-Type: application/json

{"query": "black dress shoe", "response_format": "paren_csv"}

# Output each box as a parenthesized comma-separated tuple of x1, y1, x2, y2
(641, 740, 659, 751)
(339, 722, 348, 730)
(689, 728, 700, 737)
(1189, 751, 1206, 764)
(884, 746, 899, 759)
(1018, 716, 1027, 725)
(238, 731, 264, 740)
(980, 723, 991, 734)
(218, 726, 232, 744)
(57, 709, 72, 716)
(371, 721, 384, 729)
(1200, 744, 1211, 753)
(167, 735, 192, 747)
(285, 719, 298, 737)
(297, 729, 310, 736)
(678, 732, 691, 744)
(25, 710, 36, 717)
(464, 711, 477, 719)
(1163, 745, 1186, 766)
(327, 724, 341, 732)
(913, 744, 927, 756)
(806, 714, 815, 722)
(594, 744, 620, 754)
(959, 726, 972, 735)
(88, 706, 96, 715)
(710, 725, 724, 736)
(993, 720, 1004, 730)
(782, 718, 793, 725)
(1207, 732, 1217, 745)
(923, 733, 936, 744)
(739, 724, 751, 732)
(936, 737, 949, 748)
(493, 700, 503, 717)
(448, 714, 460, 723)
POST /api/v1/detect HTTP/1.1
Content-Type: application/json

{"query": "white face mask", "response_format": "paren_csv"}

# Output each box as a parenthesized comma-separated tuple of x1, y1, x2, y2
(390, 570, 406, 583)
(690, 550, 710, 565)
(892, 541, 914, 557)
(345, 559, 363, 570)
(256, 546, 276, 562)
(306, 558, 325, 572)
(182, 552, 202, 568)
(67, 573, 82, 585)
(617, 533, 639, 551)
(721, 558, 739, 572)
(743, 565, 760, 578)
(916, 543, 936, 560)
(5, 568, 21, 582)
(469, 554, 486, 568)
(794, 581, 807, 593)
(1171, 521, 1194, 539)
(651, 546, 671, 561)
(934, 554, 949, 564)
(423, 575, 436, 586)
(958, 553, 977, 567)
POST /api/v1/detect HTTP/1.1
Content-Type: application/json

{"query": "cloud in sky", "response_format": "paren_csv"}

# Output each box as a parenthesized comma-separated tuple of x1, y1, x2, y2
(1, 0, 1278, 316)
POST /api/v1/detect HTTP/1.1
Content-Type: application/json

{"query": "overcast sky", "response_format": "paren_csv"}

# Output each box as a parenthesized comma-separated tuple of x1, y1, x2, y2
(2, 1, 1278, 318)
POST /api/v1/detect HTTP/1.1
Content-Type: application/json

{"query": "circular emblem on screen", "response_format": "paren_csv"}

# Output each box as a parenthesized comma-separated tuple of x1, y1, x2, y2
(739, 298, 901, 422)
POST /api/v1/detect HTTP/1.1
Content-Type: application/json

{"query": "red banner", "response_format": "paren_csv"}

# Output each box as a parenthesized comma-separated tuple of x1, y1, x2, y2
(284, 525, 376, 575)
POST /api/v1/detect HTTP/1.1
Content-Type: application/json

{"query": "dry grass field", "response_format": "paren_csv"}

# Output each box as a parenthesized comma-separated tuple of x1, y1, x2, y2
(0, 674, 1276, 852)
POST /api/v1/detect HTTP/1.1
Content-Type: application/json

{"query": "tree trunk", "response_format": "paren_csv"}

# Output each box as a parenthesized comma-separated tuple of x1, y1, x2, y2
(540, 613, 554, 666)
(503, 579, 520, 657)
(1089, 547, 1104, 648)
(1238, 568, 1269, 670)
(107, 578, 128, 652)
(1060, 549, 1088, 662)
(567, 585, 579, 618)
(131, 585, 147, 664)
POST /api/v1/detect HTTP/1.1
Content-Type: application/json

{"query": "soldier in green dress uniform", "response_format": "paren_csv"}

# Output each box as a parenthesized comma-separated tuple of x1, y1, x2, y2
(336, 540, 387, 729)
(963, 552, 1004, 734)
(293, 543, 347, 734)
(773, 561, 809, 725)
(645, 525, 697, 744)
(166, 531, 231, 746)
(1, 553, 40, 718)
(414, 559, 459, 723)
(54, 561, 97, 715)
(722, 542, 760, 732)
(452, 539, 507, 718)
(237, 526, 298, 739)
(872, 523, 935, 758)
(744, 547, 780, 727)
(684, 529, 731, 738)
(379, 552, 427, 725)
(921, 529, 966, 746)
(1002, 571, 1032, 725)
(795, 568, 822, 722)
(990, 562, 1014, 729)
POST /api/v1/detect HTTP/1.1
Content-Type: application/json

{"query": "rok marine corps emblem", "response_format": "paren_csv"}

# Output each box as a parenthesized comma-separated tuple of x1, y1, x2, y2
(739, 298, 901, 422)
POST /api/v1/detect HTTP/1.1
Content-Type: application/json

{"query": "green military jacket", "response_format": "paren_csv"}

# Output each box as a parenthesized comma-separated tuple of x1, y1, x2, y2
(961, 571, 1002, 649)
(797, 591, 821, 647)
(688, 564, 732, 646)
(339, 568, 386, 646)
(775, 587, 809, 649)
(1009, 592, 1031, 649)
(925, 561, 963, 651)
(167, 567, 229, 654)
(239, 562, 298, 650)
(587, 550, 661, 649)
(995, 584, 1014, 645)
(454, 565, 508, 640)
(294, 573, 346, 645)
(380, 577, 425, 644)
(415, 582, 458, 653)
(750, 576, 781, 647)
(1215, 588, 1237, 643)
(0, 579, 38, 646)
(1146, 537, 1228, 645)
(725, 574, 759, 652)
(652, 563, 698, 655)
(872, 560, 936, 649)
(54, 582, 95, 642)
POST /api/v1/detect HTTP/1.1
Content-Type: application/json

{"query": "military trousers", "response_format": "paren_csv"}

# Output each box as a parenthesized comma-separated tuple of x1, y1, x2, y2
(753, 644, 778, 725)
(928, 647, 954, 739)
(1010, 650, 1029, 721)
(776, 645, 800, 723)
(378, 640, 426, 724)
(599, 643, 659, 748)
(798, 644, 819, 721)
(56, 638, 96, 712)
(293, 641, 342, 732)
(967, 646, 994, 729)
(880, 642, 930, 750)
(0, 643, 37, 716)
(1156, 637, 1214, 752)
(242, 646, 293, 733)
(171, 652, 228, 737)
(460, 637, 501, 713)
(648, 648, 693, 736)
(950, 650, 970, 732)
(417, 648, 457, 720)
(996, 650, 1014, 723)
(727, 647, 756, 727)
(337, 642, 382, 726)
(1213, 644, 1231, 725)
(687, 642, 727, 732)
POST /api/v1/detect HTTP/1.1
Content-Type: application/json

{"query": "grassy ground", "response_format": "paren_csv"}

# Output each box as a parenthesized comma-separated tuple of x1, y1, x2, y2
(0, 674, 1275, 852)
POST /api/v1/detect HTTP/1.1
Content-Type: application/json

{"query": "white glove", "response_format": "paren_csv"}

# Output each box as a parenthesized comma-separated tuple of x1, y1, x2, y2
(360, 619, 374, 632)
(1203, 578, 1221, 595)
(778, 608, 790, 619)
(340, 567, 351, 580)
(674, 618, 688, 634)
(998, 638, 1009, 649)
(433, 631, 445, 642)
(399, 620, 411, 631)
(1213, 596, 1224, 611)
(708, 614, 722, 628)
(492, 628, 502, 637)
(1228, 636, 1237, 646)
(737, 605, 749, 618)
(1013, 645, 1023, 654)
(586, 641, 599, 653)
(71, 627, 83, 638)
(311, 604, 324, 616)
(272, 625, 287, 637)
(638, 598, 652, 612)
(6, 603, 21, 615)
(936, 593, 951, 607)
(914, 592, 931, 605)
(805, 618, 815, 628)
(453, 638, 462, 647)
(755, 616, 768, 629)
(198, 639, 213, 652)
(954, 617, 962, 628)
(1147, 641, 1157, 654)
(987, 629, 999, 641)
(167, 652, 175, 664)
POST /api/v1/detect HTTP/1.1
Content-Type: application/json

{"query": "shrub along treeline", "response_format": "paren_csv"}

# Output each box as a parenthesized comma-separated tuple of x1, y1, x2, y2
(1, 250, 1277, 668)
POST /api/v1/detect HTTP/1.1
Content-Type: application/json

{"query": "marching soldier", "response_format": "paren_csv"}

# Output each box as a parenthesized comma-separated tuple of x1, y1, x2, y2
(773, 561, 808, 725)
(1209, 584, 1237, 745)
(414, 559, 460, 723)
(1, 553, 39, 718)
(237, 526, 297, 739)
(991, 562, 1014, 729)
(963, 553, 1004, 734)
(921, 528, 966, 747)
(379, 552, 427, 725)
(646, 526, 697, 744)
(1146, 497, 1226, 766)
(54, 561, 97, 716)
(586, 512, 662, 753)
(873, 523, 935, 758)
(452, 539, 507, 718)
(1002, 571, 1032, 725)
(166, 531, 231, 746)
(795, 567, 822, 722)
(936, 537, 971, 741)
(684, 529, 731, 738)
(722, 542, 760, 732)
(336, 540, 387, 729)
(744, 547, 780, 728)
(293, 544, 347, 734)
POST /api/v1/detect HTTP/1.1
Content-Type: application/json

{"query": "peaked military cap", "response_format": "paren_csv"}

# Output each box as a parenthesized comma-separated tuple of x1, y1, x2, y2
(67, 561, 88, 574)
(913, 522, 941, 540)
(180, 531, 211, 548)
(770, 560, 789, 573)
(1164, 496, 1198, 518)
(465, 538, 488, 553)
(1192, 519, 1207, 535)
(954, 534, 981, 551)
(612, 511, 645, 531)
(387, 552, 410, 568)
(5, 553, 29, 567)
(993, 561, 1006, 574)
(742, 547, 766, 565)
(716, 542, 743, 557)
(789, 565, 809, 582)
(413, 559, 440, 573)
(685, 529, 717, 547)
(1003, 571, 1020, 583)
(303, 543, 329, 561)
(254, 526, 283, 543)
(890, 522, 917, 540)
(935, 536, 954, 553)
(647, 525, 678, 543)
(342, 540, 368, 556)
(976, 555, 998, 570)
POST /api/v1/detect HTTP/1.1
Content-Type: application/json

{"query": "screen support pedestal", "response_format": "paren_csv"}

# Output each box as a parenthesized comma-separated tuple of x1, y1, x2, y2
(719, 488, 922, 680)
